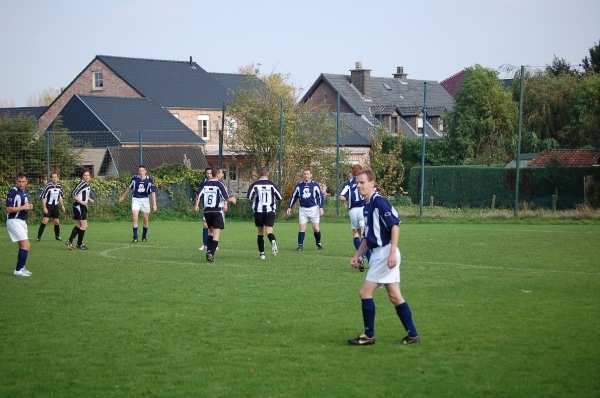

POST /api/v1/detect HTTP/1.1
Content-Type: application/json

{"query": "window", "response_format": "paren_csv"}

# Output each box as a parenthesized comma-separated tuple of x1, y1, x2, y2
(198, 115, 209, 139)
(229, 166, 237, 181)
(93, 71, 103, 90)
(391, 116, 398, 134)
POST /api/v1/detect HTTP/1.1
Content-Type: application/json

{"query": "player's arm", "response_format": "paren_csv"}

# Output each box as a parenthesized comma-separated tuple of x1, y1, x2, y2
(286, 186, 299, 215)
(42, 197, 48, 214)
(387, 225, 399, 269)
(317, 185, 325, 215)
(59, 190, 66, 211)
(6, 193, 33, 213)
(118, 180, 134, 203)
(351, 238, 369, 268)
(194, 189, 203, 212)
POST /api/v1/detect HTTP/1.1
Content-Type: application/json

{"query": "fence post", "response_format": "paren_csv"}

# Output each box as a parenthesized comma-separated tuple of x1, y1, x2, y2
(552, 195, 557, 211)
(430, 196, 434, 207)
(139, 131, 143, 166)
(46, 131, 51, 181)
(491, 195, 496, 209)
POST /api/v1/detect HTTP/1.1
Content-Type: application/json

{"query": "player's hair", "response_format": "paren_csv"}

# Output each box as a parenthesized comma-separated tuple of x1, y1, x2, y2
(351, 164, 363, 176)
(205, 167, 211, 173)
(138, 165, 147, 170)
(303, 167, 312, 173)
(259, 167, 269, 177)
(356, 169, 376, 182)
(81, 168, 91, 177)
(50, 171, 59, 178)
(15, 172, 27, 180)
(211, 167, 221, 178)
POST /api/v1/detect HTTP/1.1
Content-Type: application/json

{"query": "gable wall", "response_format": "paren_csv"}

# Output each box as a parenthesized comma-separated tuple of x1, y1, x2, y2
(39, 59, 142, 131)
(305, 81, 354, 113)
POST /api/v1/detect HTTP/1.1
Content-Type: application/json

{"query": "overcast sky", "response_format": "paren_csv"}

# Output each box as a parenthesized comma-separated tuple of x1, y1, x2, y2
(1, 0, 598, 107)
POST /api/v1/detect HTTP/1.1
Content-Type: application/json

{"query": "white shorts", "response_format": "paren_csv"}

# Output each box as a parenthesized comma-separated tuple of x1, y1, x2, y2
(349, 207, 365, 230)
(299, 206, 320, 224)
(7, 219, 29, 242)
(132, 197, 150, 213)
(365, 244, 401, 284)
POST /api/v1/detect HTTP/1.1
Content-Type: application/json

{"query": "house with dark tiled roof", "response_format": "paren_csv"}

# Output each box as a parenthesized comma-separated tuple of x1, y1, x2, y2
(528, 149, 600, 167)
(37, 55, 260, 186)
(301, 63, 454, 164)
(0, 106, 48, 121)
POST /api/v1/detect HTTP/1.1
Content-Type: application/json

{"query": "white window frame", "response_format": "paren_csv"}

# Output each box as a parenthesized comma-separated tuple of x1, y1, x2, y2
(93, 71, 103, 90)
(198, 115, 209, 139)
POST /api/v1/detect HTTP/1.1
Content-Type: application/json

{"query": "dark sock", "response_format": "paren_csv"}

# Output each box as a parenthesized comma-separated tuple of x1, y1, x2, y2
(77, 229, 86, 246)
(361, 298, 376, 338)
(203, 228, 209, 246)
(133, 227, 138, 239)
(37, 223, 46, 238)
(207, 235, 214, 254)
(142, 227, 148, 239)
(396, 302, 418, 337)
(314, 230, 322, 245)
(54, 224, 60, 238)
(267, 233, 276, 243)
(16, 248, 28, 271)
(353, 237, 361, 250)
(298, 232, 305, 246)
(257, 235, 265, 253)
(210, 240, 219, 257)
(69, 226, 79, 242)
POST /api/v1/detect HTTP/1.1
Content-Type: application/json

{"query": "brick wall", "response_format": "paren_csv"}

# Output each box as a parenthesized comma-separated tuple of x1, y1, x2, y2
(167, 108, 224, 153)
(38, 59, 142, 131)
(304, 82, 353, 113)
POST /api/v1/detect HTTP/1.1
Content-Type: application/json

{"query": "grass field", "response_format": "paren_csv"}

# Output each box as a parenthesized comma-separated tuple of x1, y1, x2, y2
(1, 219, 599, 397)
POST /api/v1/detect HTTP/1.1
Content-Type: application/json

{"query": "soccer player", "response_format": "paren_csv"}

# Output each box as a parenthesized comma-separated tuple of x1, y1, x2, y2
(66, 169, 94, 251)
(348, 170, 420, 346)
(118, 165, 158, 243)
(194, 167, 236, 262)
(247, 167, 283, 259)
(286, 167, 325, 251)
(36, 172, 66, 242)
(6, 173, 34, 277)
(196, 167, 212, 251)
(339, 164, 369, 271)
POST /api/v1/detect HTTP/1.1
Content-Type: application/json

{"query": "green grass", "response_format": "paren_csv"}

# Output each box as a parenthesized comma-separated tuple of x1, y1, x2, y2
(1, 219, 599, 397)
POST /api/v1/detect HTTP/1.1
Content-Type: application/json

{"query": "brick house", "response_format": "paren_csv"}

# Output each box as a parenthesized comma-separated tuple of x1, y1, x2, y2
(300, 63, 454, 165)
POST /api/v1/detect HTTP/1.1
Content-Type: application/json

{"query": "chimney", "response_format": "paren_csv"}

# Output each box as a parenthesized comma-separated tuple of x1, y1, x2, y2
(350, 62, 372, 100)
(190, 56, 192, 67)
(393, 66, 408, 83)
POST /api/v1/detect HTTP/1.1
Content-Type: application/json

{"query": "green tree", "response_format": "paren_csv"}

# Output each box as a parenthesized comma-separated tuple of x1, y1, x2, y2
(546, 56, 580, 76)
(562, 73, 600, 148)
(26, 87, 61, 107)
(444, 65, 518, 163)
(226, 66, 343, 196)
(582, 39, 600, 75)
(368, 128, 405, 195)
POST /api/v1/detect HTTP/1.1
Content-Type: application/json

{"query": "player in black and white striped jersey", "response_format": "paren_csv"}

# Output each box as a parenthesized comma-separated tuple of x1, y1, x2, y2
(36, 172, 66, 242)
(247, 167, 283, 259)
(66, 169, 94, 251)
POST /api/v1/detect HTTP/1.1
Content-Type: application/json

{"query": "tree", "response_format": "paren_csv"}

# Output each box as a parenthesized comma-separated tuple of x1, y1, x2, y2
(226, 65, 343, 196)
(369, 128, 405, 195)
(444, 65, 518, 163)
(582, 39, 600, 75)
(546, 56, 579, 76)
(562, 73, 600, 148)
(26, 87, 61, 107)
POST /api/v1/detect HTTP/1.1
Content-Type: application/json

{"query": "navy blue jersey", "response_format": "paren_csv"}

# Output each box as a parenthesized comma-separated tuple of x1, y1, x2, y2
(6, 186, 29, 221)
(339, 179, 352, 198)
(40, 182, 64, 205)
(197, 179, 230, 213)
(340, 177, 365, 209)
(288, 180, 324, 209)
(127, 175, 156, 198)
(363, 193, 401, 249)
(247, 178, 283, 213)
(71, 180, 91, 204)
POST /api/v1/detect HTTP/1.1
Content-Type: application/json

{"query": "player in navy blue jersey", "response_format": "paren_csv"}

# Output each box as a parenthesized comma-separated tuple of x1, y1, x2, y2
(66, 169, 94, 251)
(339, 164, 370, 271)
(119, 165, 158, 243)
(247, 167, 283, 259)
(36, 172, 67, 242)
(6, 173, 35, 277)
(195, 167, 236, 262)
(348, 170, 420, 346)
(286, 167, 325, 251)
(196, 167, 212, 251)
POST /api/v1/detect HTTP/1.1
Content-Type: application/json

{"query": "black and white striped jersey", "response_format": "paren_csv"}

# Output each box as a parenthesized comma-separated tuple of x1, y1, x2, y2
(247, 178, 283, 213)
(40, 182, 64, 205)
(71, 180, 91, 205)
(197, 179, 230, 213)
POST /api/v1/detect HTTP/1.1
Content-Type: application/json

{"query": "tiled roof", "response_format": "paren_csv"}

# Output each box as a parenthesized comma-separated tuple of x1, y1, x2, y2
(110, 146, 208, 175)
(0, 106, 48, 120)
(56, 95, 204, 146)
(209, 72, 261, 95)
(97, 55, 230, 109)
(440, 70, 465, 97)
(528, 149, 600, 167)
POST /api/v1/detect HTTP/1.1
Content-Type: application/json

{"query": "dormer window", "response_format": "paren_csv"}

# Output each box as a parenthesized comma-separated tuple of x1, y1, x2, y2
(93, 71, 103, 90)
